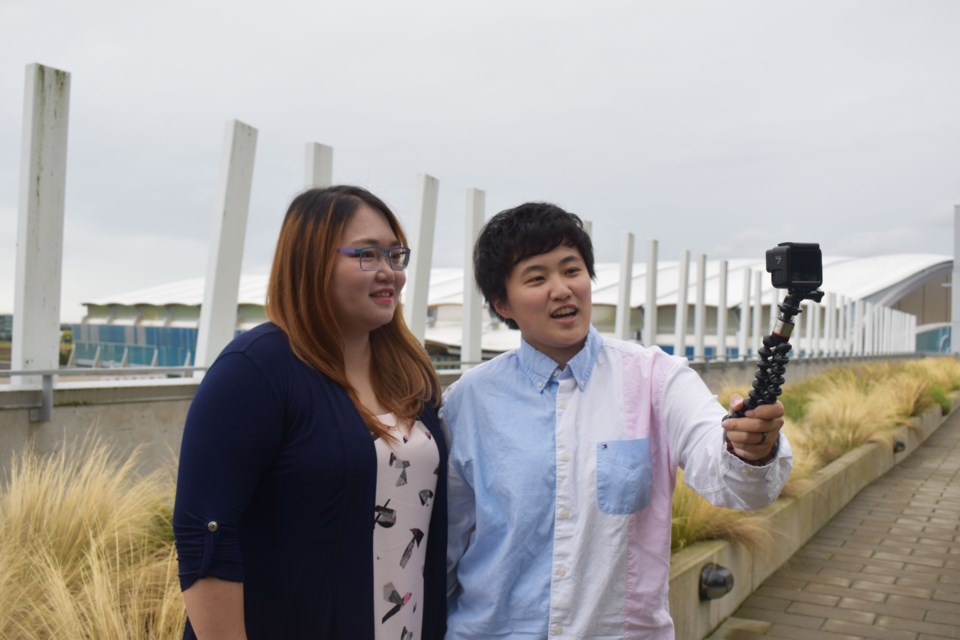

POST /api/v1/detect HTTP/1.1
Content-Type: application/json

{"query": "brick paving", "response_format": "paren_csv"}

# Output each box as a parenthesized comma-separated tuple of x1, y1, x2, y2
(710, 409, 960, 640)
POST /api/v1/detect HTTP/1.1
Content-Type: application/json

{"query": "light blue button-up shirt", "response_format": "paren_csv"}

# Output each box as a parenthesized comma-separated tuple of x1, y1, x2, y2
(442, 326, 792, 639)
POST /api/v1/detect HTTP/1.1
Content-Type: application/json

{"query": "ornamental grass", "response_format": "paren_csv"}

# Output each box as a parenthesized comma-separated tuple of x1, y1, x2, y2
(671, 356, 960, 552)
(3, 358, 959, 632)
(0, 438, 184, 640)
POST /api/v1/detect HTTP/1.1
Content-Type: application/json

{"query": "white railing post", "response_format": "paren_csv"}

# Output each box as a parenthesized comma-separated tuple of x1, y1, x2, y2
(194, 120, 258, 371)
(673, 250, 690, 358)
(877, 307, 884, 354)
(853, 300, 864, 356)
(693, 253, 707, 363)
(886, 307, 894, 354)
(793, 299, 804, 358)
(738, 268, 751, 361)
(752, 270, 763, 357)
(838, 296, 848, 356)
(12, 63, 71, 386)
(953, 205, 960, 355)
(644, 239, 658, 347)
(811, 302, 822, 357)
(615, 232, 635, 340)
(304, 143, 333, 189)
(716, 260, 728, 362)
(826, 292, 837, 357)
(769, 287, 779, 332)
(891, 311, 898, 353)
(864, 302, 874, 355)
(402, 173, 439, 344)
(461, 188, 485, 368)
(794, 300, 814, 358)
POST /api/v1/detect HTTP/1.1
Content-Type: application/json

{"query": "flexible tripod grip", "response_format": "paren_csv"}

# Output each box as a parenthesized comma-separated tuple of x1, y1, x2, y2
(726, 333, 793, 419)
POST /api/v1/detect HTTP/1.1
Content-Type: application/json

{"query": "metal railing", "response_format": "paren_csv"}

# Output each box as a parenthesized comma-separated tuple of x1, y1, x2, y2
(1, 367, 206, 423)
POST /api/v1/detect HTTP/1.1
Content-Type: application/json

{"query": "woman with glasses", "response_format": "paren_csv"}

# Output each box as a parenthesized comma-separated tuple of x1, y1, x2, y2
(174, 185, 446, 640)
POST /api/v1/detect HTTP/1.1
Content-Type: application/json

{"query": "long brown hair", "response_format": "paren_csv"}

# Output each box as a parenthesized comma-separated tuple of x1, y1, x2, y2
(265, 185, 440, 439)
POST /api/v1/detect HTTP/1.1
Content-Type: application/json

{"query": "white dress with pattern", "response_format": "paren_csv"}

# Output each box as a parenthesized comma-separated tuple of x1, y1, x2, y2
(372, 414, 439, 640)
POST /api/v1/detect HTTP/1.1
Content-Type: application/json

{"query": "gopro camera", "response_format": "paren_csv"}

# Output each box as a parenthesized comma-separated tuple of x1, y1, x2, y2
(765, 242, 822, 292)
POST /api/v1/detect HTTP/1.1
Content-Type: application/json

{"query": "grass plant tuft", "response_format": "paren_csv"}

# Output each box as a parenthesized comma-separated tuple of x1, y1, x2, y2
(674, 356, 960, 551)
(0, 437, 184, 640)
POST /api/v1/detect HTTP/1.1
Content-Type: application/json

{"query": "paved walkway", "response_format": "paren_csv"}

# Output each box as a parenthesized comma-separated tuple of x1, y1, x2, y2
(710, 409, 960, 640)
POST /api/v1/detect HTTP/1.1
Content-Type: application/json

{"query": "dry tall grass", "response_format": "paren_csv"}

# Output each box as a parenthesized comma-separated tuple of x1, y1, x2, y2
(0, 438, 184, 640)
(671, 471, 772, 553)
(5, 359, 959, 630)
(674, 357, 960, 550)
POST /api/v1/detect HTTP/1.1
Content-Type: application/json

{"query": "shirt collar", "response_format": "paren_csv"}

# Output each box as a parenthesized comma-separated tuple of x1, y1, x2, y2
(517, 325, 602, 394)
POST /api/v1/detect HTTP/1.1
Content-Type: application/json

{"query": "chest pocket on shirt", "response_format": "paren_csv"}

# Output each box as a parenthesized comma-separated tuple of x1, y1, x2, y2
(596, 438, 653, 515)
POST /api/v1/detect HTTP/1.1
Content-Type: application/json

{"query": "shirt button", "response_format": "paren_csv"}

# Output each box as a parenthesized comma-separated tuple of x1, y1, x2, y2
(556, 567, 567, 577)
(207, 521, 219, 532)
(552, 624, 563, 634)
(560, 452, 571, 462)
(559, 510, 570, 520)
(552, 369, 560, 378)
(558, 402, 568, 410)
(537, 381, 544, 389)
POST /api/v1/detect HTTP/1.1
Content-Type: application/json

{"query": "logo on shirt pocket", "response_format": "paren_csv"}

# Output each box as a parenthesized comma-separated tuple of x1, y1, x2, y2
(596, 438, 653, 515)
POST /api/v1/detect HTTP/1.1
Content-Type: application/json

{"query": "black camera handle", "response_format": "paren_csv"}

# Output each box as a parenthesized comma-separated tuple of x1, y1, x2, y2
(726, 288, 824, 419)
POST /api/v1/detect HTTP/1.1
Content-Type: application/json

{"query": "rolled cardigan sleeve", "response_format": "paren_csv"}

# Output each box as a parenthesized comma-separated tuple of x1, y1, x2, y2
(173, 351, 285, 591)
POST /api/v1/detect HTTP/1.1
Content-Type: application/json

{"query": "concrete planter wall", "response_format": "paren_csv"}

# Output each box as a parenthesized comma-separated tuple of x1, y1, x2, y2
(667, 396, 955, 640)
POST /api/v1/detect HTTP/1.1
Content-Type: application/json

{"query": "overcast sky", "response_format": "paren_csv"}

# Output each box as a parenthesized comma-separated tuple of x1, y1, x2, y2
(2, 0, 959, 322)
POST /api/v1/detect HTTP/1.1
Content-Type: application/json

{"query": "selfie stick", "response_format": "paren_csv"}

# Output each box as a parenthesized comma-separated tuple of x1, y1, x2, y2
(727, 243, 824, 419)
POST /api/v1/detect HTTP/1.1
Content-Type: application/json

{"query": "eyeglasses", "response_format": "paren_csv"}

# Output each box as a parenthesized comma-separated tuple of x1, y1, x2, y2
(337, 246, 411, 271)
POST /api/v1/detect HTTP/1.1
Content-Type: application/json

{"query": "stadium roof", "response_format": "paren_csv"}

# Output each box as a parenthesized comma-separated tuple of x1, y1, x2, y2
(83, 254, 951, 310)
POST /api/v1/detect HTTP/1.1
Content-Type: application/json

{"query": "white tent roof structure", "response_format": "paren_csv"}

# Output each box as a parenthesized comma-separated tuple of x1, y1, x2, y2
(83, 254, 951, 311)
(80, 253, 950, 355)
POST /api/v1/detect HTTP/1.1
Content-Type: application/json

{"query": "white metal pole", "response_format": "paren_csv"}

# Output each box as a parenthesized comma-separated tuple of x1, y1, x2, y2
(838, 296, 847, 356)
(615, 232, 635, 340)
(953, 205, 960, 354)
(769, 287, 779, 331)
(911, 314, 917, 353)
(693, 253, 706, 363)
(12, 63, 71, 385)
(716, 260, 728, 362)
(801, 301, 814, 358)
(194, 120, 258, 371)
(886, 308, 894, 354)
(304, 142, 333, 189)
(461, 188, 485, 368)
(644, 239, 658, 347)
(895, 312, 900, 353)
(674, 250, 690, 358)
(582, 219, 592, 238)
(752, 270, 763, 358)
(811, 301, 821, 357)
(853, 300, 867, 356)
(826, 292, 837, 357)
(738, 267, 750, 361)
(402, 173, 439, 344)
(793, 299, 804, 358)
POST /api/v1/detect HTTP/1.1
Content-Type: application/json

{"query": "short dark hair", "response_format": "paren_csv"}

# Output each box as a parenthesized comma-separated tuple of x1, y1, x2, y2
(473, 202, 595, 329)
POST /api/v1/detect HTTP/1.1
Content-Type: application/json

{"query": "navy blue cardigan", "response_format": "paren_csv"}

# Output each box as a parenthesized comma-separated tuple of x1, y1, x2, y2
(173, 323, 447, 639)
